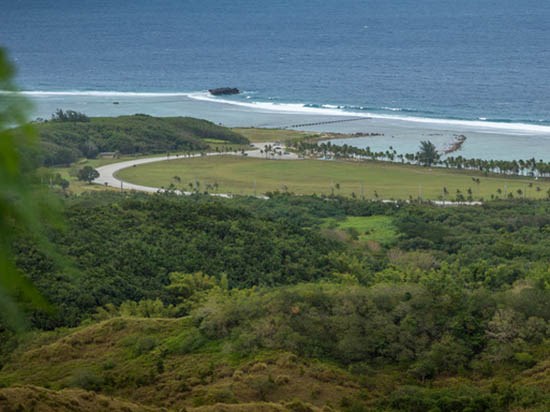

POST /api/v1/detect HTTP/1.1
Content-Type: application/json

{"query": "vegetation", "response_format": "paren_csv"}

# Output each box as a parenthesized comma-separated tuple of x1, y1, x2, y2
(12, 193, 343, 329)
(1, 56, 548, 409)
(322, 215, 398, 245)
(3, 108, 550, 411)
(32, 115, 248, 166)
(116, 155, 550, 200)
(77, 166, 99, 183)
(417, 140, 440, 167)
(51, 108, 90, 123)
(1, 189, 548, 410)
(0, 48, 54, 331)
(289, 140, 550, 178)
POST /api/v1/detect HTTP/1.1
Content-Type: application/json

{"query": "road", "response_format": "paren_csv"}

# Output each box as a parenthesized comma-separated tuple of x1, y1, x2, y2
(93, 143, 481, 205)
(94, 143, 298, 197)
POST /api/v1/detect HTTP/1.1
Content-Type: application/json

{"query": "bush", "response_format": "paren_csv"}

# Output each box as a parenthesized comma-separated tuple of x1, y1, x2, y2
(69, 369, 104, 391)
(133, 337, 157, 356)
(51, 109, 90, 122)
(514, 352, 536, 368)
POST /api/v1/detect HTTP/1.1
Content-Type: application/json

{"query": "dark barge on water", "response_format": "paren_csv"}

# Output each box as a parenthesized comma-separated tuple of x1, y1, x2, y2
(208, 87, 240, 96)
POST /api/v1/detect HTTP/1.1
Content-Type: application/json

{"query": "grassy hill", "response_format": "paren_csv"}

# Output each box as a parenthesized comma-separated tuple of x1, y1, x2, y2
(0, 385, 156, 412)
(0, 316, 353, 410)
(33, 115, 248, 166)
(4, 193, 550, 411)
(1, 307, 547, 411)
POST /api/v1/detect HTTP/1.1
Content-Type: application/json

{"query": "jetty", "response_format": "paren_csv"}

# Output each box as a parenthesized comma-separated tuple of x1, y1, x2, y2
(443, 135, 467, 154)
(283, 117, 369, 129)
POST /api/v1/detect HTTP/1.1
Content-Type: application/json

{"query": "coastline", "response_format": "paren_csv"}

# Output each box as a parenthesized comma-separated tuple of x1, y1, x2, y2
(20, 91, 550, 162)
(20, 90, 550, 134)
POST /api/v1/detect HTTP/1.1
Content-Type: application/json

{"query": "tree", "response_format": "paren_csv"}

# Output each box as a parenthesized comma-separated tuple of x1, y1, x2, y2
(0, 48, 52, 329)
(417, 140, 440, 167)
(77, 166, 99, 183)
(51, 108, 90, 122)
(52, 173, 69, 191)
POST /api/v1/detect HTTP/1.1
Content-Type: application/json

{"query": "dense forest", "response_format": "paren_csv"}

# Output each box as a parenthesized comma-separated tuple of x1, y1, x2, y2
(29, 114, 249, 166)
(2, 192, 549, 411)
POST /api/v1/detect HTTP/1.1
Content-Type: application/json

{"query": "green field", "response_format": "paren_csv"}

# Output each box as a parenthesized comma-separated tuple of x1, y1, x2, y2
(323, 216, 398, 245)
(116, 155, 549, 200)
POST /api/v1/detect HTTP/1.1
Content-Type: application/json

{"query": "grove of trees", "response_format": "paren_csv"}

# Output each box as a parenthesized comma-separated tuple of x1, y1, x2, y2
(3, 191, 549, 411)
(28, 114, 249, 166)
(289, 139, 550, 178)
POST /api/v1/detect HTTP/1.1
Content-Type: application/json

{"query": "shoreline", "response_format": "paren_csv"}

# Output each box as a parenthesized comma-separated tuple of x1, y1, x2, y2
(18, 91, 550, 161)
(185, 91, 550, 136)
(19, 90, 550, 136)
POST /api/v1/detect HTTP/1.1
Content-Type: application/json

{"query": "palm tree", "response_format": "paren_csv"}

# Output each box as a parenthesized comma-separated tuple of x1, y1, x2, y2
(417, 140, 440, 167)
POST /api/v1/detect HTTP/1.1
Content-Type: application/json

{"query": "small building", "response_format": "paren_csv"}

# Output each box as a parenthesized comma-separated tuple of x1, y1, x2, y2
(98, 152, 118, 158)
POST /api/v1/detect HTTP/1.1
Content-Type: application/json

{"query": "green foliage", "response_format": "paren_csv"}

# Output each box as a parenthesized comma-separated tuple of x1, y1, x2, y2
(417, 140, 440, 167)
(387, 385, 501, 412)
(34, 114, 248, 165)
(69, 369, 104, 391)
(164, 326, 206, 355)
(191, 281, 512, 368)
(51, 109, 90, 123)
(323, 215, 398, 245)
(4, 184, 550, 410)
(0, 48, 55, 331)
(166, 272, 218, 301)
(77, 166, 99, 183)
(13, 193, 342, 328)
(132, 336, 157, 356)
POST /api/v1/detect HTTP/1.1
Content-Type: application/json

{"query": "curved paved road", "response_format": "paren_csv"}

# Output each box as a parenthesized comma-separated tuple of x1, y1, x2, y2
(93, 143, 481, 205)
(94, 143, 298, 197)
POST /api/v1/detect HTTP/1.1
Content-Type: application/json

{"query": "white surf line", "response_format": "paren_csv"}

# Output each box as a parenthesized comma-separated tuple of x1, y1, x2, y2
(186, 92, 550, 136)
(93, 143, 481, 205)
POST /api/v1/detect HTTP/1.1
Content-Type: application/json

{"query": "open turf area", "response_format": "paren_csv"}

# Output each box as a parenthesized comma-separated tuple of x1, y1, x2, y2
(115, 155, 549, 200)
(323, 216, 398, 245)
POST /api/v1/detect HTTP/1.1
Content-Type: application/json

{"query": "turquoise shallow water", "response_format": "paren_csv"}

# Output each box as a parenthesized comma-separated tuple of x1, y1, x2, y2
(21, 92, 550, 161)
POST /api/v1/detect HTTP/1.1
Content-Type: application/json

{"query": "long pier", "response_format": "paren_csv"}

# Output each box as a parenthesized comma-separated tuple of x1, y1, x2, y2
(282, 117, 369, 129)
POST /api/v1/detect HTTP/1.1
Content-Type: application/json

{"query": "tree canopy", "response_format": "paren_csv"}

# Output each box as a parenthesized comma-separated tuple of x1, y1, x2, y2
(417, 140, 440, 167)
(77, 166, 100, 183)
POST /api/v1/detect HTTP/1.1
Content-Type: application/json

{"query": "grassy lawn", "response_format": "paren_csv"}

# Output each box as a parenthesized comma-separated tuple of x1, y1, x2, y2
(46, 146, 248, 195)
(323, 216, 398, 245)
(45, 154, 173, 195)
(115, 155, 550, 200)
(233, 127, 317, 143)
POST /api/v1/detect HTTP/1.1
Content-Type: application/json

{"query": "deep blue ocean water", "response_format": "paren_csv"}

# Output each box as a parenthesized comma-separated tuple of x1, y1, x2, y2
(2, 0, 550, 126)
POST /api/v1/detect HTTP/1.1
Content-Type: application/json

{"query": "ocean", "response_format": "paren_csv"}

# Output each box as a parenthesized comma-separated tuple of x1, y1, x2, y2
(2, 0, 550, 160)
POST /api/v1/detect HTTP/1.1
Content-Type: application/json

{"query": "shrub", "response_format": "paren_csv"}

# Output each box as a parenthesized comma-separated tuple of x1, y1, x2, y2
(69, 369, 104, 391)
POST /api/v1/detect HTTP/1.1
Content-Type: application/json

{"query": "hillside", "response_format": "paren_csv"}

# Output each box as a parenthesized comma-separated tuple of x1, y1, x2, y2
(1, 295, 548, 411)
(0, 385, 156, 412)
(32, 114, 249, 166)
(3, 193, 549, 411)
(0, 317, 347, 410)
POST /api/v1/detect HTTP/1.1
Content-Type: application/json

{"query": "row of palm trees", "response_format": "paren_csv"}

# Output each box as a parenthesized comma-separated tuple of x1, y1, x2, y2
(288, 140, 550, 178)
(166, 176, 220, 194)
